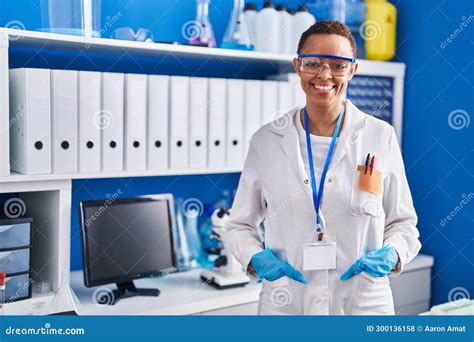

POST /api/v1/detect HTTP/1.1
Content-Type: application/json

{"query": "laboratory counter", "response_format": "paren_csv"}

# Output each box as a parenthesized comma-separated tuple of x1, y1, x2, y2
(69, 268, 261, 315)
(69, 254, 433, 316)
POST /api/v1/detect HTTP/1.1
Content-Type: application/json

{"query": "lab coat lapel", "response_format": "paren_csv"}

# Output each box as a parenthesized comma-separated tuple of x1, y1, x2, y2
(277, 109, 314, 207)
(328, 100, 367, 171)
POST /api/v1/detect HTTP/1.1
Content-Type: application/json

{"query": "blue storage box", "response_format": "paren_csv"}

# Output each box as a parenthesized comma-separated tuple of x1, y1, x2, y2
(5, 272, 31, 302)
(0, 217, 32, 249)
(0, 248, 30, 275)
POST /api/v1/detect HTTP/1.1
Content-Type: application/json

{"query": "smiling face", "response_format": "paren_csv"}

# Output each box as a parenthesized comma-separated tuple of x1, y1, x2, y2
(293, 34, 358, 109)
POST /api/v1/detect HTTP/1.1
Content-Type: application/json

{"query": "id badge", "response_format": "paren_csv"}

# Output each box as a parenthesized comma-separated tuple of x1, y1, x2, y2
(302, 235, 337, 271)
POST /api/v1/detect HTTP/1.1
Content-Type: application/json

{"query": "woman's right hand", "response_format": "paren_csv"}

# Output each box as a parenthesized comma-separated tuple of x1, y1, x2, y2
(250, 248, 308, 284)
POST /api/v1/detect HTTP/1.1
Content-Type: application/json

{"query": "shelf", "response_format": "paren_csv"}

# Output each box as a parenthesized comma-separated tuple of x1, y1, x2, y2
(4, 289, 73, 316)
(0, 167, 242, 183)
(1, 28, 293, 68)
(4, 292, 55, 315)
(0, 28, 405, 74)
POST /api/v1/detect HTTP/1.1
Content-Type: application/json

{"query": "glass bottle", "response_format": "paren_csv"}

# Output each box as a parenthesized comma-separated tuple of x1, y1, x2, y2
(188, 0, 217, 47)
(221, 0, 254, 50)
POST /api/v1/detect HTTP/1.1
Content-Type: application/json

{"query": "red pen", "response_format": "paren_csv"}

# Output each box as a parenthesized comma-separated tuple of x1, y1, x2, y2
(369, 156, 375, 175)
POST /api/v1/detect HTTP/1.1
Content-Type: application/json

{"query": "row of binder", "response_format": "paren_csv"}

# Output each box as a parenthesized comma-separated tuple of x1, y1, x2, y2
(8, 68, 304, 175)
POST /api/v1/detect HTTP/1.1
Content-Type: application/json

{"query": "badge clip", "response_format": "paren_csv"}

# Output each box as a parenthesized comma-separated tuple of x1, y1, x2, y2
(316, 223, 323, 241)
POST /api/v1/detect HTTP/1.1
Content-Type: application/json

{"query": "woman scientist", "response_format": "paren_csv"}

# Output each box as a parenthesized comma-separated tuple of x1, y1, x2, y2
(225, 21, 421, 315)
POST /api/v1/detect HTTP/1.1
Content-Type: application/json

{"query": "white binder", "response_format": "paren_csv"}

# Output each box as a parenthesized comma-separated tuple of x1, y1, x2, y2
(278, 81, 294, 114)
(147, 75, 169, 171)
(189, 77, 208, 168)
(244, 79, 262, 158)
(207, 78, 227, 168)
(50, 69, 78, 174)
(262, 80, 278, 125)
(169, 76, 190, 169)
(101, 72, 124, 172)
(78, 71, 101, 173)
(226, 79, 244, 168)
(288, 73, 306, 107)
(124, 74, 147, 171)
(9, 68, 51, 175)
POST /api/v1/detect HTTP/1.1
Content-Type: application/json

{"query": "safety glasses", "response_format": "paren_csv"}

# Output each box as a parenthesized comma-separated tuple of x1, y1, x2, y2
(297, 54, 356, 77)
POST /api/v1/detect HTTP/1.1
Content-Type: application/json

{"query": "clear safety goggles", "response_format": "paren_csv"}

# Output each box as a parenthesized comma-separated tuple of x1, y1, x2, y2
(297, 54, 356, 77)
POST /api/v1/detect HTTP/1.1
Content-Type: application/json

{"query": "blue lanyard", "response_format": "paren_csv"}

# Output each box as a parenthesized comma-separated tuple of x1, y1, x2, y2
(303, 103, 344, 233)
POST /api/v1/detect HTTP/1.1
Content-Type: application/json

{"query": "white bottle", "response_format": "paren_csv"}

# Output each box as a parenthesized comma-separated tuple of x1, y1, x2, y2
(276, 4, 293, 54)
(244, 3, 258, 48)
(255, 1, 280, 53)
(292, 5, 316, 54)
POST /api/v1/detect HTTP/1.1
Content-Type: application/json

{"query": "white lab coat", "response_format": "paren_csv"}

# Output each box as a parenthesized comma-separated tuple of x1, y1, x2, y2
(225, 100, 421, 315)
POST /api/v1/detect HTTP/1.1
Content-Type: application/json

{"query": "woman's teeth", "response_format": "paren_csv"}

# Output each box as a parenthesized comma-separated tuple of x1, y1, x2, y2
(312, 84, 334, 91)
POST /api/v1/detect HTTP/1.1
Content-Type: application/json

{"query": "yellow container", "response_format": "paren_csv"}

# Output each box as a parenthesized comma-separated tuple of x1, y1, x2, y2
(364, 0, 397, 61)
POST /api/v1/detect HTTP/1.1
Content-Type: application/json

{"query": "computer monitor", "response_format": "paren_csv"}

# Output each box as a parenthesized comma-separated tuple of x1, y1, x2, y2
(79, 194, 178, 305)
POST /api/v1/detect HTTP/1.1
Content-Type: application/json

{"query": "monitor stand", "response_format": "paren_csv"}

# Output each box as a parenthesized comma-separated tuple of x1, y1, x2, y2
(98, 280, 160, 305)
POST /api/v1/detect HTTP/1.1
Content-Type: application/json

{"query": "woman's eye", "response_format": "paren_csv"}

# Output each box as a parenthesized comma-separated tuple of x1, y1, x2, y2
(305, 61, 320, 68)
(333, 63, 347, 70)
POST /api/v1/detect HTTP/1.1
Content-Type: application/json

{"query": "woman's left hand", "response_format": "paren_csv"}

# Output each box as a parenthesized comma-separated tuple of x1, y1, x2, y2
(340, 245, 399, 281)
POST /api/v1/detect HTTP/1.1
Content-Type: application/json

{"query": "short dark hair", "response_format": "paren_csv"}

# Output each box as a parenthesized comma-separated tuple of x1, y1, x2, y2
(297, 20, 357, 57)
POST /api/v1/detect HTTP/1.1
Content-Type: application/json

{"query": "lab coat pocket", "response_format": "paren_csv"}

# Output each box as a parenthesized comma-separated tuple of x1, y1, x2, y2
(351, 272, 394, 315)
(263, 276, 291, 288)
(350, 168, 383, 217)
(259, 277, 298, 315)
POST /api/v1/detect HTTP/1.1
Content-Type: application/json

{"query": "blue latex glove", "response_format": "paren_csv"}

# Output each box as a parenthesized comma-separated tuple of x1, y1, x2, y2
(340, 245, 399, 281)
(250, 248, 308, 284)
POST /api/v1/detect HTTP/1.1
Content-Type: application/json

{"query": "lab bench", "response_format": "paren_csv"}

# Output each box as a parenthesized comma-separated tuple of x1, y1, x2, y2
(68, 254, 433, 316)
(69, 268, 261, 315)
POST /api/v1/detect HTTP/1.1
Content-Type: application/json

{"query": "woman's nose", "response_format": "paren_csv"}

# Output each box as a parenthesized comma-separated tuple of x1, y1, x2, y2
(316, 65, 332, 79)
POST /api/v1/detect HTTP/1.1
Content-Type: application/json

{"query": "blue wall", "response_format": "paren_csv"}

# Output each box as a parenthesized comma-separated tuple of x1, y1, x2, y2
(393, 0, 474, 306)
(1, 0, 472, 307)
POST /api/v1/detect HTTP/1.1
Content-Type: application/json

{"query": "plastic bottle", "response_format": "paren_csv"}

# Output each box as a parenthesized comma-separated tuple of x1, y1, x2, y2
(276, 4, 293, 54)
(308, 0, 345, 22)
(39, 0, 102, 37)
(244, 3, 258, 48)
(255, 1, 281, 53)
(189, 0, 217, 47)
(292, 5, 316, 53)
(346, 0, 367, 58)
(364, 0, 396, 61)
(221, 0, 254, 50)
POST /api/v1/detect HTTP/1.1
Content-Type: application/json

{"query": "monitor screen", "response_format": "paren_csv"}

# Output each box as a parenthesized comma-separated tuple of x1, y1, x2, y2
(79, 196, 177, 287)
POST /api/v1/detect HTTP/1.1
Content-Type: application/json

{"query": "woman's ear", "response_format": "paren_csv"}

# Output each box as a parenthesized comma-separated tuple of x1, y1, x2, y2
(347, 61, 359, 81)
(293, 57, 302, 76)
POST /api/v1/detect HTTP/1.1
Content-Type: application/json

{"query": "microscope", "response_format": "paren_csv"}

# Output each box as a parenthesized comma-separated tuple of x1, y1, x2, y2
(200, 208, 250, 289)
